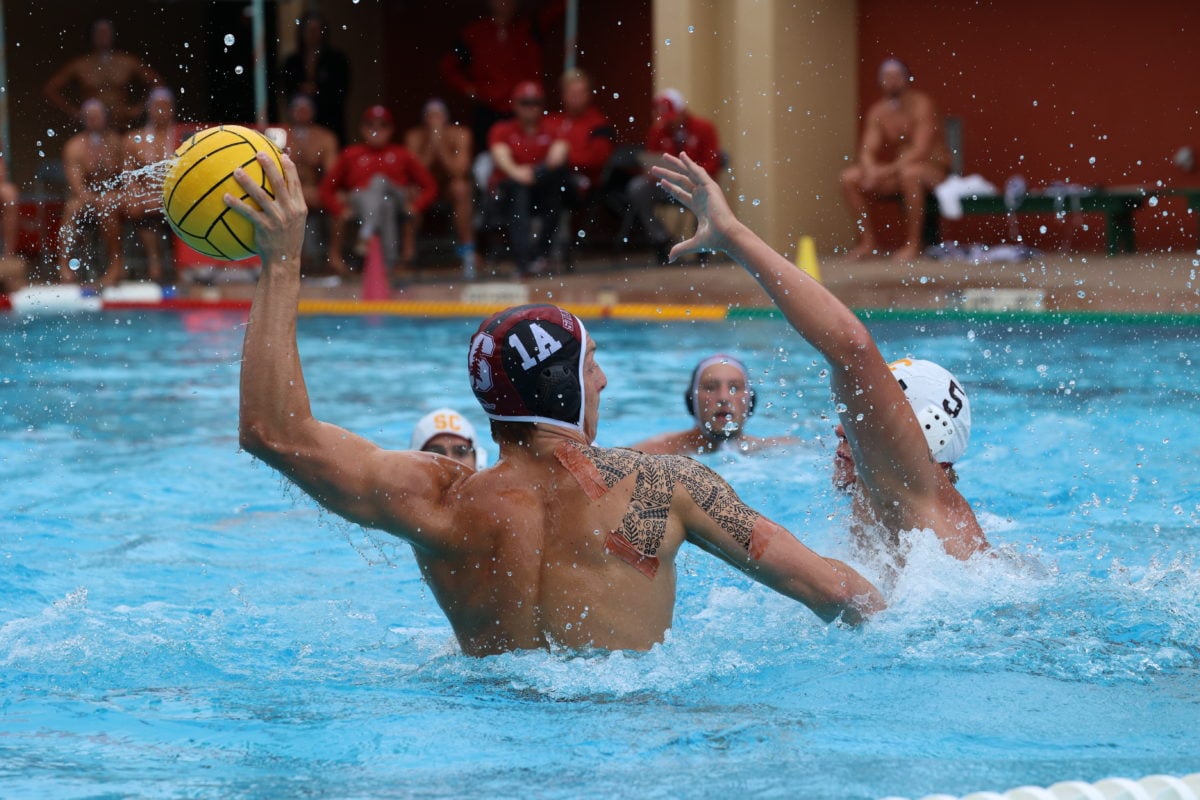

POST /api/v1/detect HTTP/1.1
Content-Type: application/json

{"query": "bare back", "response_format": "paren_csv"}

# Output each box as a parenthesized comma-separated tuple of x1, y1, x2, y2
(64, 131, 123, 197)
(286, 123, 339, 207)
(864, 89, 949, 169)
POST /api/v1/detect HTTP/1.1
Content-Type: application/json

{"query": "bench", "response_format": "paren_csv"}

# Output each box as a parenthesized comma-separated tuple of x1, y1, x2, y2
(957, 188, 1147, 255)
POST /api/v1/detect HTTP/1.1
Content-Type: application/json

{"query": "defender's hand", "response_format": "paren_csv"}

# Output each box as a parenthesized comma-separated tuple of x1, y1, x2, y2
(650, 152, 741, 263)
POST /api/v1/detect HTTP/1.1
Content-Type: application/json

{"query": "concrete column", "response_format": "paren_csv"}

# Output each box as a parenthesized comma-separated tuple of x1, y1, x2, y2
(652, 0, 858, 255)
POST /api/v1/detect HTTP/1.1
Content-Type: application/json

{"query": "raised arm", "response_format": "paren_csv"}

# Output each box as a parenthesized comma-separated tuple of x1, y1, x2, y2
(670, 456, 884, 624)
(651, 153, 944, 504)
(226, 153, 461, 553)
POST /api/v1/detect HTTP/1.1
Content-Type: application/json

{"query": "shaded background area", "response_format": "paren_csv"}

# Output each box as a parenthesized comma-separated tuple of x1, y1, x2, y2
(2, 0, 1198, 255)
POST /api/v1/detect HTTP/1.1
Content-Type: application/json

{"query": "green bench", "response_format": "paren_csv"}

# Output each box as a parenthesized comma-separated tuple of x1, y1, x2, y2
(956, 188, 1147, 255)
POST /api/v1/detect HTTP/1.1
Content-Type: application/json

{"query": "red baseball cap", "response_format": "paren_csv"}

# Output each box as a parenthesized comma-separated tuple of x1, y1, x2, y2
(511, 81, 545, 103)
(362, 104, 393, 124)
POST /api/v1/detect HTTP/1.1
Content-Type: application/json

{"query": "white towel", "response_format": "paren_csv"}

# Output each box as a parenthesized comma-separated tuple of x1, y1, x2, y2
(934, 174, 999, 219)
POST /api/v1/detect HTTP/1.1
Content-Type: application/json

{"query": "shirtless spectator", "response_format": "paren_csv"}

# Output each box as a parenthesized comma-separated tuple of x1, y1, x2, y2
(625, 89, 721, 264)
(0, 155, 18, 259)
(440, 0, 561, 151)
(320, 105, 438, 280)
(44, 19, 161, 130)
(840, 58, 950, 262)
(404, 99, 477, 279)
(280, 14, 351, 144)
(227, 152, 884, 654)
(283, 95, 339, 275)
(548, 68, 615, 205)
(58, 99, 125, 286)
(487, 81, 569, 275)
(122, 87, 178, 284)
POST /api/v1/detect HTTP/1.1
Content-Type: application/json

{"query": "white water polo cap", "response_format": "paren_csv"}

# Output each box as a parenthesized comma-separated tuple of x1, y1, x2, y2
(410, 408, 487, 469)
(888, 358, 971, 464)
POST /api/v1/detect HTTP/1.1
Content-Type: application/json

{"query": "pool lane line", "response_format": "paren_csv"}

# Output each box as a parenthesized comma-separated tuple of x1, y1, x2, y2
(5, 295, 1200, 324)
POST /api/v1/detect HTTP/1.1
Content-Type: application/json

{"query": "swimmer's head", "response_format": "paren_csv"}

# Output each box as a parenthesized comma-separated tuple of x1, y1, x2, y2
(411, 408, 487, 470)
(832, 358, 969, 492)
(146, 87, 175, 122)
(654, 88, 687, 122)
(878, 57, 912, 97)
(685, 354, 756, 442)
(80, 98, 109, 130)
(889, 358, 971, 465)
(422, 98, 450, 129)
(469, 304, 601, 440)
(289, 94, 316, 124)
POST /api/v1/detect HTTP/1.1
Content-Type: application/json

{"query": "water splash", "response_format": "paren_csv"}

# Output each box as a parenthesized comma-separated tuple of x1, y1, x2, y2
(57, 157, 173, 271)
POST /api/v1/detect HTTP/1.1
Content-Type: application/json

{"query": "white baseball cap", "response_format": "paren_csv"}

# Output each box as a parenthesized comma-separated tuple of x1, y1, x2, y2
(410, 408, 487, 469)
(888, 359, 971, 464)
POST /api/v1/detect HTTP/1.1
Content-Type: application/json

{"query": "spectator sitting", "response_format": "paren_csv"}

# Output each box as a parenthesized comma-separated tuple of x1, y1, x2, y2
(631, 355, 798, 456)
(320, 105, 438, 281)
(283, 94, 339, 276)
(0, 154, 18, 259)
(548, 68, 615, 205)
(404, 99, 478, 280)
(121, 87, 178, 284)
(410, 408, 487, 471)
(840, 58, 950, 262)
(57, 99, 125, 286)
(440, 0, 560, 152)
(625, 89, 722, 264)
(280, 13, 351, 144)
(487, 81, 569, 276)
(44, 18, 161, 131)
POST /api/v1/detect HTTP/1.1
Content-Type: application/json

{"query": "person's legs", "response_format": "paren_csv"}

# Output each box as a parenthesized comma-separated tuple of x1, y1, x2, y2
(447, 176, 477, 277)
(626, 174, 671, 262)
(501, 180, 535, 273)
(894, 162, 946, 262)
(840, 165, 878, 259)
(98, 198, 126, 287)
(133, 218, 164, 283)
(56, 197, 85, 283)
(532, 167, 568, 263)
(0, 183, 18, 258)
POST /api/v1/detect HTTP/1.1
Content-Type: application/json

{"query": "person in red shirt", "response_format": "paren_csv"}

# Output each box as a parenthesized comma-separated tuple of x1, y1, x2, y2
(487, 81, 569, 275)
(626, 89, 722, 264)
(320, 105, 438, 279)
(441, 0, 561, 153)
(547, 68, 615, 202)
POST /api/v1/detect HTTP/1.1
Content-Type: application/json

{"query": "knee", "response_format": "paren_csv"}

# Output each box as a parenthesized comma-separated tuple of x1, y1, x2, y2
(840, 166, 863, 188)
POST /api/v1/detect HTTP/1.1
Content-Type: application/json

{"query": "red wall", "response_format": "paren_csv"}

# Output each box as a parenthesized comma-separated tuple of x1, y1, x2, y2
(857, 0, 1200, 254)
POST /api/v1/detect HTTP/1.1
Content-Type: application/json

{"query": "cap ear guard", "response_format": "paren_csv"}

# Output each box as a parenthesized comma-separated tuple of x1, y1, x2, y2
(913, 403, 960, 463)
(535, 362, 581, 420)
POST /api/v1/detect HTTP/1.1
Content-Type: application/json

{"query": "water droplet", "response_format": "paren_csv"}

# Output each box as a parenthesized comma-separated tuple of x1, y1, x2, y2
(688, 25, 695, 33)
(664, 38, 671, 45)
(576, 229, 586, 238)
(1088, 156, 1096, 165)
(1148, 196, 1159, 207)
(235, 65, 244, 75)
(68, 258, 81, 271)
(46, 128, 56, 137)
(835, 402, 848, 413)
(223, 34, 235, 46)
(133, 135, 142, 143)
(612, 91, 620, 99)
(1039, 225, 1048, 234)
(751, 198, 761, 207)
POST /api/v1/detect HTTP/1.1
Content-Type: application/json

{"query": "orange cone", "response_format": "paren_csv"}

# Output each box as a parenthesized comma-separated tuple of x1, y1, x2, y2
(361, 235, 391, 301)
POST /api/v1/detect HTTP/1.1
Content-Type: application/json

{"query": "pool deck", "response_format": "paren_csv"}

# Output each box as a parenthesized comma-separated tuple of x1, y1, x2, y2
(219, 250, 1200, 317)
(6, 249, 1200, 318)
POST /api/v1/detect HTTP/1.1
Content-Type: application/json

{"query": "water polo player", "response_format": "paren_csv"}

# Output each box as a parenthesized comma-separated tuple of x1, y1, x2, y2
(227, 152, 882, 654)
(633, 353, 798, 455)
(652, 152, 989, 562)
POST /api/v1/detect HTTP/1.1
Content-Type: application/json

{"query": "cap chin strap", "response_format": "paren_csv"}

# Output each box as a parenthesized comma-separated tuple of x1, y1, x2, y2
(914, 404, 958, 463)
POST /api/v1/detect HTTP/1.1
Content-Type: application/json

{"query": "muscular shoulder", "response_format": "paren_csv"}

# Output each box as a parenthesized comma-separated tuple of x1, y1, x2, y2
(629, 430, 697, 456)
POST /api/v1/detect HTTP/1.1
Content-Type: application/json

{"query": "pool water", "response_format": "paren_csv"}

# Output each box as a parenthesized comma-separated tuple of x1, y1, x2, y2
(2, 312, 1198, 799)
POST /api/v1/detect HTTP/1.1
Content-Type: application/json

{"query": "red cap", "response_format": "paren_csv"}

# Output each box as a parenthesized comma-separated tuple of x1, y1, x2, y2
(468, 304, 589, 432)
(362, 105, 393, 124)
(511, 81, 545, 103)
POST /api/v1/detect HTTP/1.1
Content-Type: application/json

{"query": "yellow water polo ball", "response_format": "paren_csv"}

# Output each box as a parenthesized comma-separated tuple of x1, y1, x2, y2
(162, 125, 283, 261)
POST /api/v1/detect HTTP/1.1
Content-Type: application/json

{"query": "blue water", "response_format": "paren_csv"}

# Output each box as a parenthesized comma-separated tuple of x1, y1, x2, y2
(2, 311, 1198, 800)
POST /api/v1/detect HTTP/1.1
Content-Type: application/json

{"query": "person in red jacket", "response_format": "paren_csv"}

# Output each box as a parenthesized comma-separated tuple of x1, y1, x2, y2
(547, 68, 615, 202)
(487, 81, 569, 275)
(320, 105, 438, 279)
(440, 0, 561, 153)
(626, 89, 722, 264)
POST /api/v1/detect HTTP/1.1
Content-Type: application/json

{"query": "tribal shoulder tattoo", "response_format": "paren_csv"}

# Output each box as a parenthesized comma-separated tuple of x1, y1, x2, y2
(557, 443, 761, 569)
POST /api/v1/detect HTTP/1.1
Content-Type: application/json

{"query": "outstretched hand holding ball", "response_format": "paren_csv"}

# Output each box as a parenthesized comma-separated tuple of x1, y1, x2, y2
(161, 124, 306, 264)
